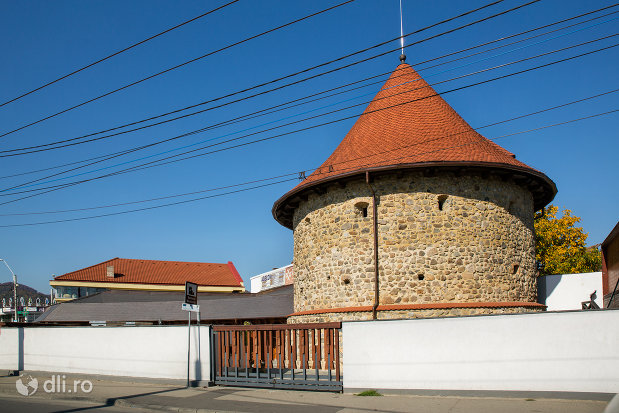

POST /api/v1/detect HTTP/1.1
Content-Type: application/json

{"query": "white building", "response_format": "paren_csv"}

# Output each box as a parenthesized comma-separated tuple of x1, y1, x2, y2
(250, 265, 293, 293)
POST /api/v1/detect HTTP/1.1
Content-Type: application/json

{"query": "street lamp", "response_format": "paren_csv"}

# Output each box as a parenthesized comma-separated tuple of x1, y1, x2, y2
(0, 259, 18, 322)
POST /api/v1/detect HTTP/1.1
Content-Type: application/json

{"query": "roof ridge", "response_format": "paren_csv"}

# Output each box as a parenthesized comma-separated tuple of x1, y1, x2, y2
(53, 257, 119, 280)
(115, 258, 228, 265)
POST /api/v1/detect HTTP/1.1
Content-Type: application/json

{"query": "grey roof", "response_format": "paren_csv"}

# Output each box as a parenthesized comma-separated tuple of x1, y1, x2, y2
(36, 285, 293, 323)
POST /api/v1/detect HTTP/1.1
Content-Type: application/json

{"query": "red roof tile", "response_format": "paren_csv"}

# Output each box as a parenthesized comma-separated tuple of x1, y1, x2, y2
(273, 63, 555, 228)
(53, 258, 244, 287)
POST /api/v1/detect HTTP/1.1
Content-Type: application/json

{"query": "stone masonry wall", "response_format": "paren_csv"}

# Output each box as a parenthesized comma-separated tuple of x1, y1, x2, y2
(289, 169, 537, 320)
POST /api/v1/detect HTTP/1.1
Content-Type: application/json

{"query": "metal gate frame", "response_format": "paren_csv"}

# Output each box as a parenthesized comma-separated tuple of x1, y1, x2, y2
(211, 322, 342, 391)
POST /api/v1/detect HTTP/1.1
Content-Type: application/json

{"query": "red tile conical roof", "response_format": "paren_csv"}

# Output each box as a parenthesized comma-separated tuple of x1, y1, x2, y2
(273, 63, 555, 228)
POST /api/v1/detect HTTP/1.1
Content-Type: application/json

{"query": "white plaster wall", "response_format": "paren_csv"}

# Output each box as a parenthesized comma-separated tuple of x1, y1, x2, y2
(344, 310, 619, 393)
(0, 328, 19, 370)
(0, 325, 210, 381)
(250, 275, 262, 293)
(538, 272, 603, 310)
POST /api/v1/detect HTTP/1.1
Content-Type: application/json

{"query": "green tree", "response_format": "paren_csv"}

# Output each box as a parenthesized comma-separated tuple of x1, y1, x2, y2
(534, 205, 602, 276)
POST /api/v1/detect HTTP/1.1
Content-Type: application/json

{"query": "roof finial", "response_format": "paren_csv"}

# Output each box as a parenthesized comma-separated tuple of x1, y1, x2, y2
(399, 0, 406, 63)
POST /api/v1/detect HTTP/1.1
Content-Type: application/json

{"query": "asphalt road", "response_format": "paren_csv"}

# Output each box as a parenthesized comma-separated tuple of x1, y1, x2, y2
(0, 395, 148, 413)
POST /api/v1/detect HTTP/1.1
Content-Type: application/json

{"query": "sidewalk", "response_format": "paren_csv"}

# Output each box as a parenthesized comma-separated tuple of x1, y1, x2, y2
(0, 372, 613, 413)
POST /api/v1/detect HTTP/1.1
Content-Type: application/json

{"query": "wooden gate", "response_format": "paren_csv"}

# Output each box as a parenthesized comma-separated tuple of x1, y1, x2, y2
(211, 323, 342, 391)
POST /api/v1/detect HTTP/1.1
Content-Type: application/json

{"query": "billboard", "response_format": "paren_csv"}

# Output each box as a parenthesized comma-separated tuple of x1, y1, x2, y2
(258, 265, 294, 292)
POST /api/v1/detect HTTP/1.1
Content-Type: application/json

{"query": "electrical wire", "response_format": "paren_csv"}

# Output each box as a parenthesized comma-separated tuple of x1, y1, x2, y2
(0, 0, 510, 147)
(0, 178, 299, 227)
(0, 0, 356, 139)
(5, 36, 615, 194)
(0, 108, 615, 228)
(1, 41, 616, 204)
(0, 0, 526, 140)
(0, 88, 614, 217)
(5, 0, 614, 170)
(0, 0, 241, 108)
(3, 6, 615, 157)
(0, 4, 615, 190)
(51, 42, 619, 180)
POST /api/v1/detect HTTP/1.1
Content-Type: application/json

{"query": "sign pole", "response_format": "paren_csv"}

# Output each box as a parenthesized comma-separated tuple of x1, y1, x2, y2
(187, 310, 191, 387)
(183, 281, 199, 388)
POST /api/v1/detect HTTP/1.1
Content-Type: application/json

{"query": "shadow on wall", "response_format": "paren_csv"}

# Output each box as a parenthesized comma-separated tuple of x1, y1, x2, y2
(194, 325, 202, 385)
(537, 274, 562, 305)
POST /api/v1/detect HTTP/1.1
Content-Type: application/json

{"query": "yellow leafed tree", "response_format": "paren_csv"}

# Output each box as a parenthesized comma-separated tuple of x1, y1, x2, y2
(534, 205, 601, 276)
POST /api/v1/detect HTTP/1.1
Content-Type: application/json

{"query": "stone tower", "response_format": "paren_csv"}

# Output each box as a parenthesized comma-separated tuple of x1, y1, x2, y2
(273, 63, 556, 323)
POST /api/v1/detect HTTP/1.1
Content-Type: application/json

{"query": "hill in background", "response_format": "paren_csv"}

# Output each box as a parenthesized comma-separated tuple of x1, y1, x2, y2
(0, 282, 49, 306)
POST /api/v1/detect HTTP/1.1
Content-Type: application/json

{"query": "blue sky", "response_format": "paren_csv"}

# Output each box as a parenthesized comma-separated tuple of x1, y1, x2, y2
(0, 0, 617, 293)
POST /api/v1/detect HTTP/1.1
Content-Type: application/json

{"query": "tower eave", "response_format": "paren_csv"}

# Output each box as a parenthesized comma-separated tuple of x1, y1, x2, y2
(272, 161, 556, 229)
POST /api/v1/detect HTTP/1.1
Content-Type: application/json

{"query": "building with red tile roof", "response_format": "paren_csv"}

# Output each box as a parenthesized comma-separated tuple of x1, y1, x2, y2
(51, 258, 245, 302)
(273, 61, 556, 323)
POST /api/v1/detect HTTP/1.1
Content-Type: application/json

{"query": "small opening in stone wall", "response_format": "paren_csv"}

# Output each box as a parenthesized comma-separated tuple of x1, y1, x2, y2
(305, 217, 311, 224)
(512, 263, 519, 274)
(508, 200, 515, 213)
(437, 195, 448, 211)
(343, 277, 351, 285)
(418, 274, 425, 281)
(354, 201, 369, 218)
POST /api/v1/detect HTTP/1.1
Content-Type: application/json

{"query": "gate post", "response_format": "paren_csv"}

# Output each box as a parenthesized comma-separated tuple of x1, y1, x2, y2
(209, 327, 216, 387)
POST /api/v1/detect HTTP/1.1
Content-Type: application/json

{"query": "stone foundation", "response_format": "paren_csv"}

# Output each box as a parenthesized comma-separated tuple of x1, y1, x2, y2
(287, 305, 543, 324)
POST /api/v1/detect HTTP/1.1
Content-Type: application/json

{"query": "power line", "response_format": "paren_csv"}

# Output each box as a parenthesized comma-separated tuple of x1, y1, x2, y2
(0, 178, 298, 227)
(0, 5, 615, 197)
(7, 36, 614, 194)
(60, 42, 619, 181)
(418, 8, 619, 72)
(0, 0, 526, 140)
(3, 5, 615, 157)
(316, 110, 618, 188)
(0, 0, 510, 147)
(0, 88, 614, 217)
(0, 0, 356, 139)
(0, 173, 298, 216)
(0, 0, 241, 108)
(1, 41, 616, 202)
(1, 108, 615, 228)
(1, 3, 579, 196)
(7, 0, 614, 168)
